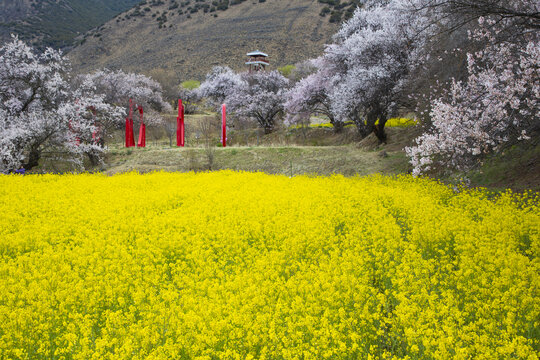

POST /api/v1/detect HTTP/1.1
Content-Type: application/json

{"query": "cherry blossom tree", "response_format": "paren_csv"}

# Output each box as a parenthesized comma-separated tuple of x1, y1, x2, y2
(197, 66, 244, 110)
(178, 86, 199, 115)
(76, 69, 172, 133)
(419, 0, 539, 32)
(292, 0, 436, 143)
(77, 68, 171, 112)
(227, 70, 290, 134)
(288, 60, 318, 83)
(285, 59, 344, 133)
(0, 36, 124, 173)
(341, 1, 434, 141)
(67, 79, 125, 165)
(407, 18, 539, 175)
(198, 67, 289, 134)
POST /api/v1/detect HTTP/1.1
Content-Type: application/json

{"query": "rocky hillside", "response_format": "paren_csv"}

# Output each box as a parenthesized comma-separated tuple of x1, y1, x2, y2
(0, 0, 140, 49)
(68, 0, 348, 81)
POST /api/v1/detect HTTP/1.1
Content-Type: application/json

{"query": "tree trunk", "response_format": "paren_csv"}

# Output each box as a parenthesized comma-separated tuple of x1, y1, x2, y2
(23, 147, 41, 171)
(366, 106, 388, 144)
(354, 120, 370, 138)
(373, 114, 388, 144)
(331, 118, 344, 133)
(87, 138, 105, 166)
(87, 153, 100, 166)
(351, 109, 370, 138)
(261, 117, 274, 134)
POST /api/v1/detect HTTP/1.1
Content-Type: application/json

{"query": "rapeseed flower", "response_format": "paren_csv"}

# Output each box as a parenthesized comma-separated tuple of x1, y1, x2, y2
(0, 171, 537, 359)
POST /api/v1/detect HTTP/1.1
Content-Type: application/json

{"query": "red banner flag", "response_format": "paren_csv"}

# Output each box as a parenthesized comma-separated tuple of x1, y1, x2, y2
(137, 105, 145, 148)
(222, 104, 226, 147)
(130, 119, 135, 147)
(180, 102, 185, 147)
(176, 116, 181, 146)
(138, 123, 146, 148)
(177, 99, 185, 147)
(125, 117, 130, 147)
(126, 99, 135, 147)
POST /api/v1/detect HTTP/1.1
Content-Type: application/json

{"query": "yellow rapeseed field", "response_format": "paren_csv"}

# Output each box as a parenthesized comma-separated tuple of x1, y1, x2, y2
(0, 171, 538, 360)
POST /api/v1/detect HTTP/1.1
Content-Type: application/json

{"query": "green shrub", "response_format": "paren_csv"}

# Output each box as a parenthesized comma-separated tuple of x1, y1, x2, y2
(278, 65, 296, 78)
(181, 80, 201, 90)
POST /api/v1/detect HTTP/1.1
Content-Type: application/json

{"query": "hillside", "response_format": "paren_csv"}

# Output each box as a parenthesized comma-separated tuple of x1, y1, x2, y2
(0, 0, 140, 49)
(68, 0, 343, 81)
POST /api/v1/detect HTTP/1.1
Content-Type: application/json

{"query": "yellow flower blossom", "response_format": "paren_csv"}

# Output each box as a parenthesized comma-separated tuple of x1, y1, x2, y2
(0, 171, 537, 359)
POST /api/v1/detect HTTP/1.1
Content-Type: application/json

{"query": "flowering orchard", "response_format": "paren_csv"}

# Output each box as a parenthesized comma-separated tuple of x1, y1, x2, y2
(268, 0, 539, 172)
(0, 172, 538, 359)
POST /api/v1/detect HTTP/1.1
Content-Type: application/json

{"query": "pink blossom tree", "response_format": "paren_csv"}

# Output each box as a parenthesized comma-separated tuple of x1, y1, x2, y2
(407, 18, 540, 175)
(284, 59, 345, 132)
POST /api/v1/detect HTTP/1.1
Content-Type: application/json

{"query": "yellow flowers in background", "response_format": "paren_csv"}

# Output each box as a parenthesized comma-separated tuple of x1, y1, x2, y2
(379, 118, 417, 127)
(290, 118, 417, 129)
(0, 171, 538, 359)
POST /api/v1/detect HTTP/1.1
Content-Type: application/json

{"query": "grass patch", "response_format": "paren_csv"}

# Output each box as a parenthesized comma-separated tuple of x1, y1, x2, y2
(464, 142, 540, 192)
(104, 145, 411, 177)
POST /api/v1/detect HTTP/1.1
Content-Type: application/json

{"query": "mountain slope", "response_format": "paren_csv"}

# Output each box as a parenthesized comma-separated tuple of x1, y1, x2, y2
(0, 0, 141, 49)
(68, 0, 340, 81)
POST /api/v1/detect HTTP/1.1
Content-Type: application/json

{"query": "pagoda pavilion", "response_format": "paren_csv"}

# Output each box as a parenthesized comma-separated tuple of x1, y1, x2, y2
(246, 50, 269, 72)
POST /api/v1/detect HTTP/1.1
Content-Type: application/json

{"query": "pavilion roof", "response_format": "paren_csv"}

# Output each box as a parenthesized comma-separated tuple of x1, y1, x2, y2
(246, 50, 268, 57)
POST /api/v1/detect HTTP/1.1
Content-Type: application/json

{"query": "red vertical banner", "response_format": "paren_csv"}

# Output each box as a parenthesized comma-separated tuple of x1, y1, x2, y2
(142, 123, 146, 147)
(177, 99, 185, 147)
(180, 101, 185, 147)
(176, 100, 181, 146)
(137, 105, 145, 148)
(222, 104, 226, 147)
(129, 119, 135, 147)
(125, 117, 130, 147)
(137, 125, 144, 147)
(126, 99, 135, 147)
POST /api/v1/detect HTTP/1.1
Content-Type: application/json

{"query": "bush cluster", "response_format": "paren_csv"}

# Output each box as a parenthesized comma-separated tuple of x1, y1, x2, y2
(318, 0, 361, 22)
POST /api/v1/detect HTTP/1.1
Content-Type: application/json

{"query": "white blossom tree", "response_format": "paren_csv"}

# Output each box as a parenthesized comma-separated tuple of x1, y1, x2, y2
(407, 18, 540, 175)
(284, 59, 344, 132)
(198, 67, 290, 134)
(197, 66, 245, 110)
(0, 36, 124, 173)
(294, 0, 436, 143)
(178, 86, 199, 115)
(288, 60, 318, 83)
(77, 68, 171, 112)
(341, 0, 433, 141)
(227, 70, 290, 134)
(67, 79, 125, 165)
(76, 68, 172, 133)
